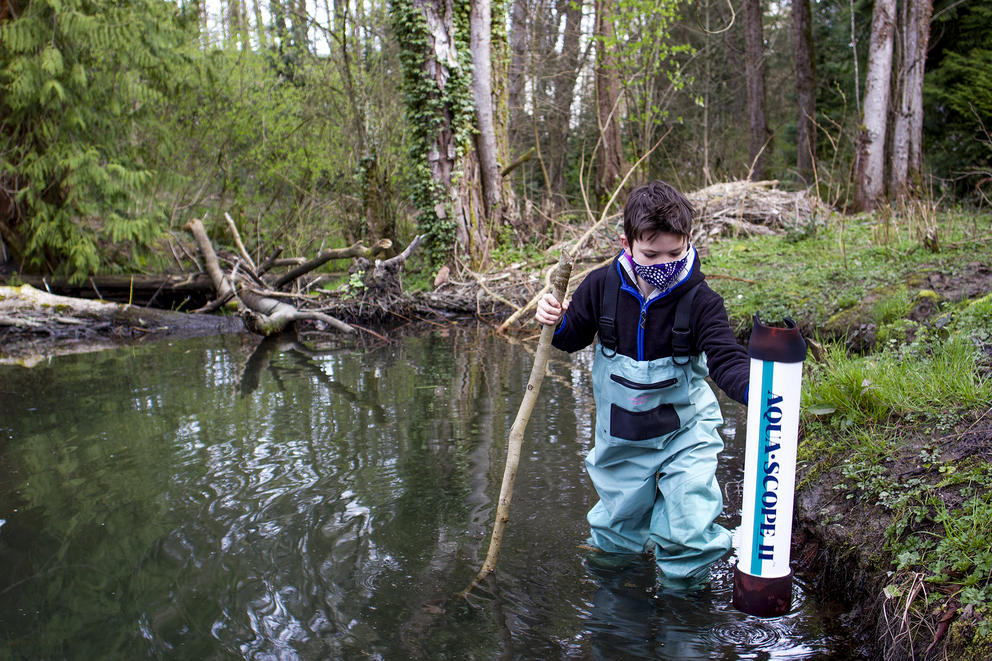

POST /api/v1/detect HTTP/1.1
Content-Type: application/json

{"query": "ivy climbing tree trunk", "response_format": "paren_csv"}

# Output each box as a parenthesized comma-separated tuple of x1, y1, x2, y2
(391, 0, 494, 268)
(854, 0, 896, 211)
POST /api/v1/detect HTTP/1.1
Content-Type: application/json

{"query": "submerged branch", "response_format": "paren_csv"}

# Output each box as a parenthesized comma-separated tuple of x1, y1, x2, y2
(461, 250, 573, 597)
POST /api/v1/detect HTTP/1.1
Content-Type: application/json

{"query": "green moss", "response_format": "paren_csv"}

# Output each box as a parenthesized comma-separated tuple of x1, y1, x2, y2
(947, 613, 992, 659)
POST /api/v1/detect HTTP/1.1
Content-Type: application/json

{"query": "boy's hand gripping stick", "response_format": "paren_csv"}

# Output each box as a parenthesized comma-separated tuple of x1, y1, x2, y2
(733, 315, 807, 617)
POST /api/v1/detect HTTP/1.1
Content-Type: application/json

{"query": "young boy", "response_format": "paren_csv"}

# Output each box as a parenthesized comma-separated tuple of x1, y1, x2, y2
(536, 180, 749, 590)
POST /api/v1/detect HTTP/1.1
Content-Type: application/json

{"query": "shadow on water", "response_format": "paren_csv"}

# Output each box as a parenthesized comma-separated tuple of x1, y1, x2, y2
(0, 328, 856, 659)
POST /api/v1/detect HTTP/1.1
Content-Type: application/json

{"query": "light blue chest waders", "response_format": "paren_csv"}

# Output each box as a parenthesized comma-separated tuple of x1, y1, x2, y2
(585, 264, 731, 590)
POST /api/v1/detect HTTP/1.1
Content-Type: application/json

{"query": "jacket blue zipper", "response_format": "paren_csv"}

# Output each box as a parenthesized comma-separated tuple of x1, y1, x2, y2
(618, 279, 648, 361)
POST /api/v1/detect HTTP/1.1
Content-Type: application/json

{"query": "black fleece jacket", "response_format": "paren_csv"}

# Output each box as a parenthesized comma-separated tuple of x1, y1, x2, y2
(552, 253, 750, 404)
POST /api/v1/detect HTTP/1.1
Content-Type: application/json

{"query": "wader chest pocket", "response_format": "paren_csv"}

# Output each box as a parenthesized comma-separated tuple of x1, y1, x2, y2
(610, 403, 680, 441)
(609, 374, 677, 390)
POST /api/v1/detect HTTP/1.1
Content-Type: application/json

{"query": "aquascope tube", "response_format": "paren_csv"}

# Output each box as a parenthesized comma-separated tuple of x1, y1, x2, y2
(733, 314, 807, 617)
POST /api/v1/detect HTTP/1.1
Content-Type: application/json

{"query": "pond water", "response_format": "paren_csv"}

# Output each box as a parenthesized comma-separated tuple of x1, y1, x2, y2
(0, 328, 855, 659)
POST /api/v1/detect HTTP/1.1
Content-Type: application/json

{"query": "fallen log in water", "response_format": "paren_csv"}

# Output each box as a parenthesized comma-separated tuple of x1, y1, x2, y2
(0, 283, 245, 362)
(13, 273, 216, 308)
(184, 218, 359, 337)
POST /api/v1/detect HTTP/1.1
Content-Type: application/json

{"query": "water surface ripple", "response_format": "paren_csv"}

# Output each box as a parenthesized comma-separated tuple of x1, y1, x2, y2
(0, 330, 854, 659)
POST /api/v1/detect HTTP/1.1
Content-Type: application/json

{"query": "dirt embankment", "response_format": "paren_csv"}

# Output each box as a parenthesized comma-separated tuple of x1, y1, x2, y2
(789, 265, 992, 660)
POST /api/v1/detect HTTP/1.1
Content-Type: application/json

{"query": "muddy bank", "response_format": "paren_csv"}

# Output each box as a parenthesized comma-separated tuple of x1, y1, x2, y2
(791, 406, 992, 660)
(784, 266, 992, 659)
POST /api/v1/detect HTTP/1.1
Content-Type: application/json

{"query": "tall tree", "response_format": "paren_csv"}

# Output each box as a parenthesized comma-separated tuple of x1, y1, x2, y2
(505, 0, 586, 211)
(905, 0, 932, 186)
(889, 0, 932, 197)
(594, 0, 626, 199)
(252, 0, 267, 48)
(507, 0, 528, 154)
(546, 0, 584, 205)
(743, 0, 770, 179)
(470, 0, 503, 226)
(792, 0, 816, 181)
(854, 0, 896, 211)
(390, 0, 492, 266)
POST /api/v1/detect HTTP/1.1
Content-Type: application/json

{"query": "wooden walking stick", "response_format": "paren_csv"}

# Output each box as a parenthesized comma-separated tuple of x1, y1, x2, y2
(462, 251, 573, 596)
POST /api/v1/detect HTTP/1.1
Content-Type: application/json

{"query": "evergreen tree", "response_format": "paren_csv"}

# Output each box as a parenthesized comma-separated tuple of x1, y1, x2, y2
(0, 0, 189, 278)
(924, 0, 992, 197)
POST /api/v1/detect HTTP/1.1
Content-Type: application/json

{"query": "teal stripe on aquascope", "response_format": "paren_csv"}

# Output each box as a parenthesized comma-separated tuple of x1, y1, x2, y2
(750, 360, 776, 575)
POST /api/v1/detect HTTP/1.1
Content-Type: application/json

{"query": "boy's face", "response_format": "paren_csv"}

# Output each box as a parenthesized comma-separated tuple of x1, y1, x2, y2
(621, 231, 688, 265)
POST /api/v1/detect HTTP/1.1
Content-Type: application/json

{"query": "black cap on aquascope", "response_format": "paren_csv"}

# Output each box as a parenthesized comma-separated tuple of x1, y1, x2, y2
(733, 566, 794, 617)
(748, 314, 807, 363)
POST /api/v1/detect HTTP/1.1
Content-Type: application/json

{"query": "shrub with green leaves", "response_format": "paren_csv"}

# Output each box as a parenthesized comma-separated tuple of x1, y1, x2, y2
(0, 0, 188, 279)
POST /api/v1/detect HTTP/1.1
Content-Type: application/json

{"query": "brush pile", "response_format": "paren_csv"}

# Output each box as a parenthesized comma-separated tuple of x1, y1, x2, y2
(687, 180, 828, 245)
(429, 181, 833, 328)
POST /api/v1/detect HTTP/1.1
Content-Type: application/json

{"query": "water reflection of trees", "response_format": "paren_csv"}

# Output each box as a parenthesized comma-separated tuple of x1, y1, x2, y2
(0, 328, 598, 657)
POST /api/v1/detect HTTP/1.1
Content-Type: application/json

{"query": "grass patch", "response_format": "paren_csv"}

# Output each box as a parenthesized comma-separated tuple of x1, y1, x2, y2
(704, 211, 992, 336)
(804, 335, 990, 428)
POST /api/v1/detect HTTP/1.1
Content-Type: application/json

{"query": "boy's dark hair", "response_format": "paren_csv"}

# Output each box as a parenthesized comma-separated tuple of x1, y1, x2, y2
(623, 180, 695, 244)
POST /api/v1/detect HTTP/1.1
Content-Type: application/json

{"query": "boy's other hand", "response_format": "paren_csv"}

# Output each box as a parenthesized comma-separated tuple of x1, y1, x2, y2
(535, 292, 568, 327)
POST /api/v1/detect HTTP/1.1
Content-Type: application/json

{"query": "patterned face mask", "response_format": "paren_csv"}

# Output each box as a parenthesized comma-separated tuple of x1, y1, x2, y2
(631, 249, 690, 292)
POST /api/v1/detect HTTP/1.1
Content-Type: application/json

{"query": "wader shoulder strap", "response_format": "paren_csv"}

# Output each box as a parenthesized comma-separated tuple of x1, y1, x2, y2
(598, 258, 622, 356)
(672, 282, 701, 364)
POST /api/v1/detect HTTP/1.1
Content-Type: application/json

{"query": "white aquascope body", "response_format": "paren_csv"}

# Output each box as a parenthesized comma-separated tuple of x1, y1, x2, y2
(733, 315, 807, 617)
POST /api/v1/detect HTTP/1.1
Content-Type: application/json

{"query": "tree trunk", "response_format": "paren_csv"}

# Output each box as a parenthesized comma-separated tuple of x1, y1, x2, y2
(891, 0, 934, 196)
(744, 0, 771, 180)
(291, 0, 308, 51)
(507, 0, 528, 152)
(594, 0, 625, 200)
(702, 0, 713, 184)
(470, 0, 503, 226)
(239, 0, 251, 50)
(792, 0, 816, 182)
(252, 0, 267, 48)
(889, 0, 912, 198)
(854, 0, 897, 211)
(14, 274, 216, 308)
(418, 0, 467, 255)
(547, 0, 584, 205)
(490, 0, 518, 229)
(907, 0, 932, 188)
(393, 0, 491, 267)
